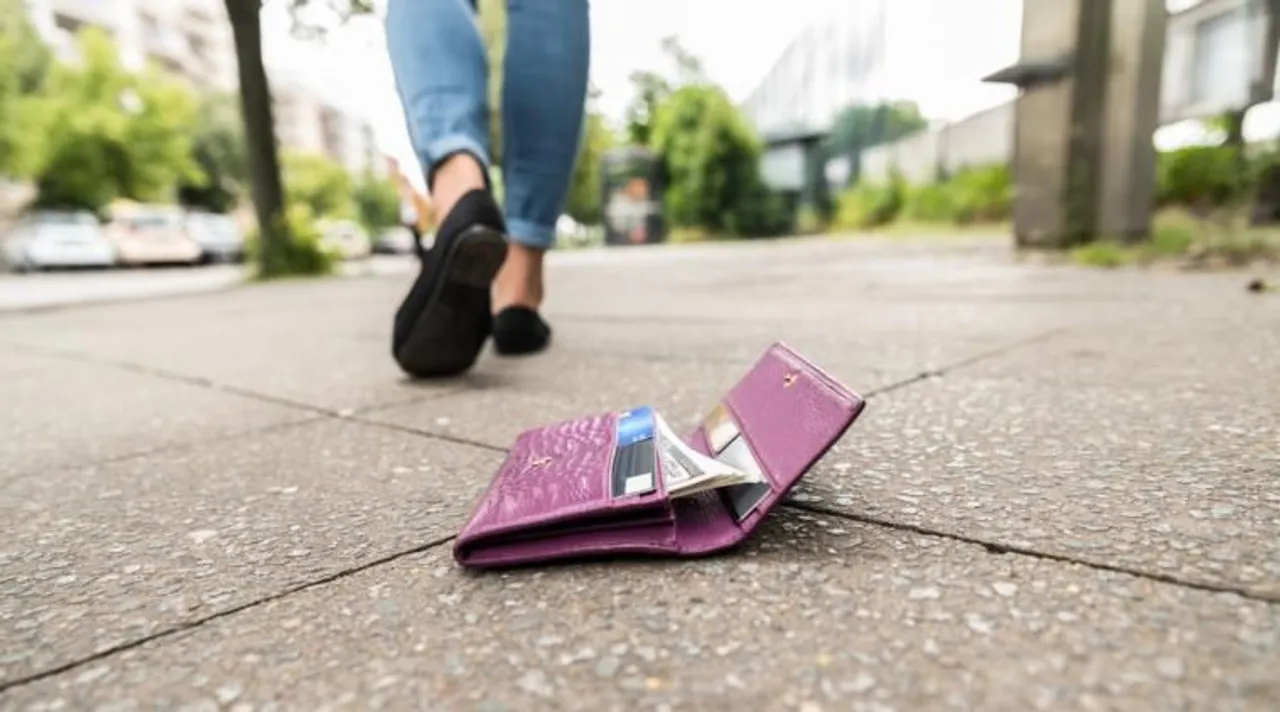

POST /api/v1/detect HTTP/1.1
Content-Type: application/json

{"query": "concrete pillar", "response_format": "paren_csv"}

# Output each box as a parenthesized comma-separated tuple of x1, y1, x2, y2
(986, 0, 1167, 247)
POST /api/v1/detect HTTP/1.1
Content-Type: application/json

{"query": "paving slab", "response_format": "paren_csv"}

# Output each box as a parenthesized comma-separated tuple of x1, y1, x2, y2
(959, 307, 1280, 390)
(362, 354, 746, 449)
(0, 348, 305, 482)
(0, 418, 503, 686)
(0, 278, 457, 413)
(541, 237, 1250, 322)
(3, 512, 1275, 711)
(794, 366, 1280, 599)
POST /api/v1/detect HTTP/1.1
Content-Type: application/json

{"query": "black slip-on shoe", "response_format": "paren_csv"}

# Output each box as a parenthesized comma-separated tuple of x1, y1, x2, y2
(492, 305, 552, 356)
(392, 189, 507, 378)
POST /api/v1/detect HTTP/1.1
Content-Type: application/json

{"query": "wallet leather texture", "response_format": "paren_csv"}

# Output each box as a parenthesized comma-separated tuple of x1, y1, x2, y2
(454, 342, 866, 568)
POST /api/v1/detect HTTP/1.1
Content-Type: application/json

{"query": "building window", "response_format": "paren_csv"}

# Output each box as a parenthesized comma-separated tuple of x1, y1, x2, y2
(53, 12, 85, 34)
(1190, 7, 1248, 108)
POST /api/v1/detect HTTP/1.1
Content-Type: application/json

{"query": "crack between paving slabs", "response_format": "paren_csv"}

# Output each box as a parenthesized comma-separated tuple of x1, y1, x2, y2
(8, 324, 1255, 692)
(0, 338, 474, 484)
(0, 534, 460, 693)
(786, 502, 1278, 603)
(0, 337, 469, 420)
(366, 410, 1279, 605)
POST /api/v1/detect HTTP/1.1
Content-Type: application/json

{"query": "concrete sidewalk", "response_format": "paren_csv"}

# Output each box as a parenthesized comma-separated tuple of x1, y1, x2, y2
(0, 236, 1276, 711)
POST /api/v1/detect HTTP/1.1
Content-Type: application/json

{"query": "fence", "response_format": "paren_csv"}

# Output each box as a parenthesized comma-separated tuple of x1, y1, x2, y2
(859, 102, 1015, 184)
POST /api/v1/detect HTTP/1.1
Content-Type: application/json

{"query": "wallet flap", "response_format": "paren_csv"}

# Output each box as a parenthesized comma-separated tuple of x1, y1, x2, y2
(455, 411, 672, 561)
(709, 342, 865, 530)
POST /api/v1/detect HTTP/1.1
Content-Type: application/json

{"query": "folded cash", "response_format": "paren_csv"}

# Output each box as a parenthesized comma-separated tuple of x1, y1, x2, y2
(653, 411, 763, 498)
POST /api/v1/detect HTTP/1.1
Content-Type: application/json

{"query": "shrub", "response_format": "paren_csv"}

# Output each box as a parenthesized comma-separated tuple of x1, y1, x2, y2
(1071, 242, 1130, 268)
(724, 178, 793, 238)
(1156, 145, 1242, 210)
(795, 204, 826, 234)
(901, 181, 956, 223)
(834, 174, 904, 229)
(245, 203, 337, 279)
(947, 163, 1012, 224)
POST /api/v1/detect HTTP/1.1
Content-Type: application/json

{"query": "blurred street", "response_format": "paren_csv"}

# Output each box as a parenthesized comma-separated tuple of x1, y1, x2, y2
(0, 236, 1276, 709)
(0, 256, 415, 313)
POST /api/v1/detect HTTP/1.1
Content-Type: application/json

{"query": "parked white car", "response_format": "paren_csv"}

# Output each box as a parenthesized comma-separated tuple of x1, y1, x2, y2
(186, 211, 246, 263)
(1, 210, 116, 272)
(105, 203, 203, 267)
(318, 219, 372, 260)
(373, 225, 417, 255)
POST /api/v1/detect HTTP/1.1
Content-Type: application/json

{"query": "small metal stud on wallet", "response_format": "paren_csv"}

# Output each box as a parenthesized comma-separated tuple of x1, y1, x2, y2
(453, 342, 867, 568)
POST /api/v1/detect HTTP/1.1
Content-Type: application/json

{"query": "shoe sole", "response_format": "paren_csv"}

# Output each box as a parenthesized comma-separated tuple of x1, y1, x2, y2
(395, 226, 507, 377)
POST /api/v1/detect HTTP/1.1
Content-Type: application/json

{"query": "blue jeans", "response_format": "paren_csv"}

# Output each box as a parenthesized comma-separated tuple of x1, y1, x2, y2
(385, 0, 590, 250)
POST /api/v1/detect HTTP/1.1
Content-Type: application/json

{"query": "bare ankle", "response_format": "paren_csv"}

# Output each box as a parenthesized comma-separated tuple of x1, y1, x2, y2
(493, 243, 546, 311)
(429, 153, 486, 223)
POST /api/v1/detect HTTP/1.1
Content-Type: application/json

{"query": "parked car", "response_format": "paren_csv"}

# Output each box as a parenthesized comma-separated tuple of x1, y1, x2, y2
(1, 210, 116, 272)
(186, 211, 246, 263)
(318, 219, 372, 260)
(104, 203, 203, 267)
(373, 225, 417, 255)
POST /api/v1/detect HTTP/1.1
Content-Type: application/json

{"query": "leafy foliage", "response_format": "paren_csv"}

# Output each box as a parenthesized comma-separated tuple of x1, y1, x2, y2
(477, 0, 506, 164)
(650, 84, 778, 236)
(946, 164, 1012, 224)
(834, 174, 906, 229)
(1156, 145, 1245, 211)
(564, 99, 615, 225)
(854, 163, 1012, 228)
(178, 92, 248, 214)
(282, 152, 356, 220)
(246, 202, 337, 279)
(353, 172, 402, 234)
(19, 28, 198, 211)
(0, 0, 52, 177)
(823, 101, 928, 185)
(900, 181, 955, 223)
(624, 70, 671, 147)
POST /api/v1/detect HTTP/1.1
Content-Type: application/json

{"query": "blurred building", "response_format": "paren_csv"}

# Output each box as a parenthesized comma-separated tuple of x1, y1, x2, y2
(26, 0, 237, 89)
(1161, 0, 1269, 122)
(271, 69, 383, 177)
(23, 0, 381, 178)
(754, 0, 1278, 185)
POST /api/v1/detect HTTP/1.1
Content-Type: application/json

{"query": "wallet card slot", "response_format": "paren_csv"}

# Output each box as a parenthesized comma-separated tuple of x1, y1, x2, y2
(457, 411, 673, 549)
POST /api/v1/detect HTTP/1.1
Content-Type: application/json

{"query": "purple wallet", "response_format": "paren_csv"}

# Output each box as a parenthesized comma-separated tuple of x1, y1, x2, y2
(454, 342, 866, 568)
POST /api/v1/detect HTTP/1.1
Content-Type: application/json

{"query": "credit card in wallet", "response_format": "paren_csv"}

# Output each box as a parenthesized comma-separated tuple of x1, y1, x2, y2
(612, 407, 657, 497)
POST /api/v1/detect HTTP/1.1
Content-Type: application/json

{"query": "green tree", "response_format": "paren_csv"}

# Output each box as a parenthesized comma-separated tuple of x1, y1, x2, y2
(624, 71, 671, 147)
(650, 84, 779, 236)
(226, 0, 508, 276)
(0, 0, 53, 177)
(624, 35, 706, 147)
(179, 92, 248, 214)
(282, 152, 356, 220)
(353, 172, 402, 234)
(20, 28, 198, 212)
(224, 0, 375, 277)
(564, 86, 615, 225)
(824, 101, 928, 185)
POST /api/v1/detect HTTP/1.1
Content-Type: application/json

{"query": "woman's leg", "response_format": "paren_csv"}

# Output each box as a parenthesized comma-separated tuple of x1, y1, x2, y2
(385, 0, 491, 219)
(493, 0, 591, 317)
(384, 0, 508, 377)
